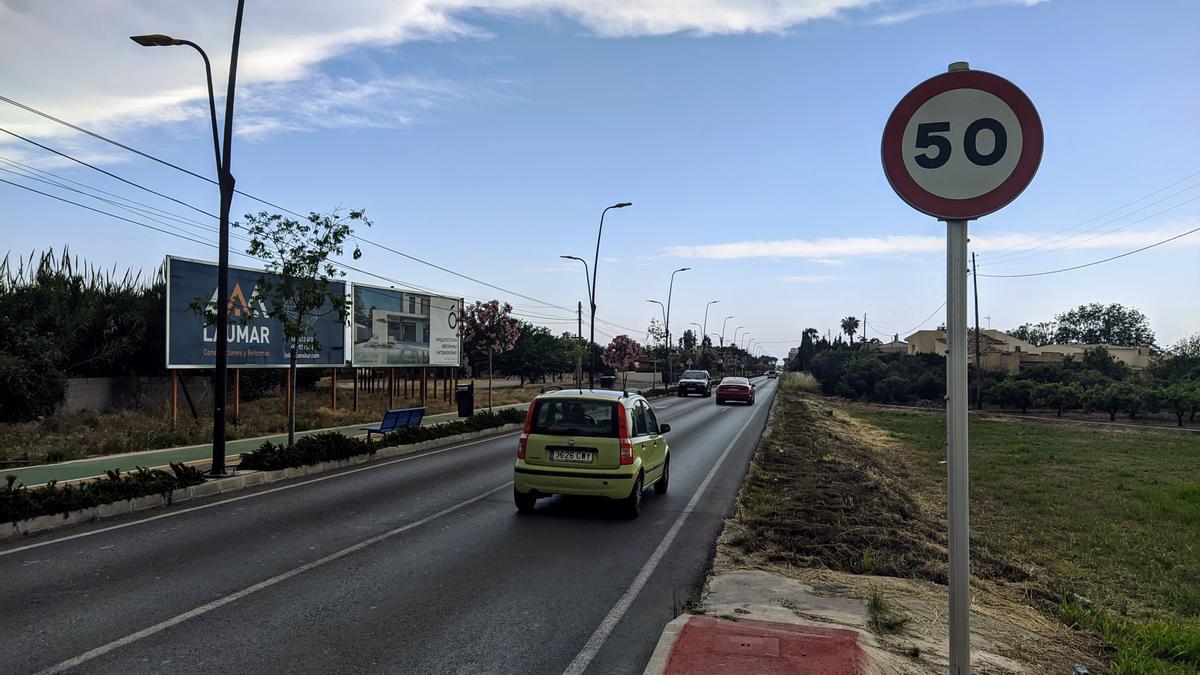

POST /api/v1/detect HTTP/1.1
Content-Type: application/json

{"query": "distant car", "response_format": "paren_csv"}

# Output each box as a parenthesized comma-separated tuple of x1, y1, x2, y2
(676, 369, 712, 397)
(716, 377, 755, 405)
(766, 370, 778, 379)
(513, 389, 671, 518)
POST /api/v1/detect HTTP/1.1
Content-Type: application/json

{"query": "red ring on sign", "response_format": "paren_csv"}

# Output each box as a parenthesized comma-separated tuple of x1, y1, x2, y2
(881, 70, 1043, 220)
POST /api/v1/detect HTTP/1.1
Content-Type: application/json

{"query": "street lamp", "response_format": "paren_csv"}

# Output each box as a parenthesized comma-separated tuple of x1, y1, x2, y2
(131, 1, 245, 476)
(646, 300, 667, 340)
(720, 316, 735, 348)
(701, 300, 719, 352)
(733, 326, 745, 346)
(560, 255, 591, 387)
(590, 202, 631, 388)
(664, 267, 690, 384)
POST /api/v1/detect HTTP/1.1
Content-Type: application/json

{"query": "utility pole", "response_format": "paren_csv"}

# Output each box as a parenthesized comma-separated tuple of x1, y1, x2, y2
(863, 313, 868, 350)
(972, 252, 982, 410)
(576, 300, 583, 388)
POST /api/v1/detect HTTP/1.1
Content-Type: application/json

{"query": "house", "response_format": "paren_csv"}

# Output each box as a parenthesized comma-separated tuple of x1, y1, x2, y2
(905, 328, 1153, 374)
(873, 334, 909, 355)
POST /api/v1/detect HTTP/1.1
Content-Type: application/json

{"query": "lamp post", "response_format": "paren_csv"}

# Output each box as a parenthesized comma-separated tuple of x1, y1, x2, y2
(646, 300, 667, 340)
(560, 255, 591, 389)
(664, 267, 690, 385)
(131, 1, 245, 476)
(720, 316, 735, 348)
(590, 202, 631, 388)
(689, 322, 703, 357)
(701, 300, 719, 352)
(732, 326, 744, 347)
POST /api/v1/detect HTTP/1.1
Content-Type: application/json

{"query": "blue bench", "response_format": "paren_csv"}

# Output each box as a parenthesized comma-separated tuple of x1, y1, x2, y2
(362, 407, 426, 442)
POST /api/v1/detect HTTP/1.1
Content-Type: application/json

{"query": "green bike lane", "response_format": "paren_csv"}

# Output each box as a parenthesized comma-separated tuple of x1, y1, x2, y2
(4, 403, 528, 487)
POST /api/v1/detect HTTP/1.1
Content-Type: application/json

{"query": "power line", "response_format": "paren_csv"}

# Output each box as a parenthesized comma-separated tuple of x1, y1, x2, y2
(978, 225, 1200, 278)
(985, 184, 1200, 265)
(0, 126, 217, 220)
(982, 168, 1200, 259)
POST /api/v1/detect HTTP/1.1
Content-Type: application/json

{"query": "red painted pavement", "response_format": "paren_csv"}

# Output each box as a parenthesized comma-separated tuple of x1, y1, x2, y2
(664, 615, 866, 674)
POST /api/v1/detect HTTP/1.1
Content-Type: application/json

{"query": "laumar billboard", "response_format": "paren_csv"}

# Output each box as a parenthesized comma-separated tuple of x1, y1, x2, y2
(165, 256, 347, 369)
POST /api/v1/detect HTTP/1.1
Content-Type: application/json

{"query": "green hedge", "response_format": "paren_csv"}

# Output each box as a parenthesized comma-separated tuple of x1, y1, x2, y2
(238, 408, 526, 471)
(1, 463, 205, 523)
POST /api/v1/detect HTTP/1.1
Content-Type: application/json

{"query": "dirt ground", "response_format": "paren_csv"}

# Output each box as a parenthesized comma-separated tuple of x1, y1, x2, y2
(710, 385, 1109, 673)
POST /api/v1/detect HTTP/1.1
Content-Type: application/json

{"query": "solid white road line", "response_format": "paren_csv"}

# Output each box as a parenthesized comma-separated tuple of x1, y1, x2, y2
(561, 388, 771, 675)
(1, 433, 518, 557)
(34, 482, 513, 675)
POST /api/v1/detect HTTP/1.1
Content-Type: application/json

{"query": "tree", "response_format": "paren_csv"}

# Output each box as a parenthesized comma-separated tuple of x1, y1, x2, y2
(1159, 383, 1195, 426)
(989, 379, 1034, 413)
(1008, 321, 1056, 347)
(1081, 346, 1131, 380)
(1033, 382, 1081, 417)
(679, 329, 697, 352)
(1085, 382, 1129, 422)
(602, 335, 643, 388)
(1052, 303, 1155, 347)
(840, 316, 860, 344)
(461, 299, 520, 410)
(796, 329, 817, 371)
(1172, 333, 1200, 358)
(496, 323, 561, 386)
(840, 356, 887, 399)
(243, 209, 368, 445)
(876, 375, 913, 404)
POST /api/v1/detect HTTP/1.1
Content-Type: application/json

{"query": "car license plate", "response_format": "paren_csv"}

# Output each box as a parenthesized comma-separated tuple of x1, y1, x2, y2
(550, 449, 594, 464)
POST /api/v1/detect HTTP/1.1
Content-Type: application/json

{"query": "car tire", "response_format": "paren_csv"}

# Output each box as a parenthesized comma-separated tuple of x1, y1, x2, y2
(703, 390, 711, 397)
(654, 457, 669, 495)
(620, 474, 643, 519)
(677, 391, 684, 397)
(514, 488, 537, 514)
(716, 398, 724, 405)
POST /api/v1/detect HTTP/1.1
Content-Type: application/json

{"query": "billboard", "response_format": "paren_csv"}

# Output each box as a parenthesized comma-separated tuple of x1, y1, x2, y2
(166, 256, 347, 369)
(351, 283, 462, 367)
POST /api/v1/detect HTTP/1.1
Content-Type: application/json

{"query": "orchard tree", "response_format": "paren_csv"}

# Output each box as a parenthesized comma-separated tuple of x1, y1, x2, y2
(242, 209, 369, 445)
(602, 335, 643, 388)
(461, 299, 520, 410)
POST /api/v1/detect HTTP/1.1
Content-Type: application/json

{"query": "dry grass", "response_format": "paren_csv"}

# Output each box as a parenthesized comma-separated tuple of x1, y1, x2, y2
(0, 378, 544, 467)
(780, 371, 820, 393)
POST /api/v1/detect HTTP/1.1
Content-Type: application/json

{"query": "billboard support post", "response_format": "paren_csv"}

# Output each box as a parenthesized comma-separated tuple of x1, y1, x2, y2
(171, 371, 178, 431)
(234, 369, 240, 421)
(353, 369, 359, 411)
(389, 369, 395, 408)
(331, 369, 337, 411)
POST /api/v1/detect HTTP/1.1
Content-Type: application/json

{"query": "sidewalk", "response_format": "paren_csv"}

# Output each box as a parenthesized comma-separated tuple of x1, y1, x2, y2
(5, 403, 528, 488)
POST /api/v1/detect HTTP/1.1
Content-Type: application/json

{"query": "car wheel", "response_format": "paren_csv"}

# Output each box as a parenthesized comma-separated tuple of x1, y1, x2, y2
(620, 474, 643, 519)
(654, 457, 669, 495)
(716, 398, 724, 405)
(514, 488, 537, 514)
(677, 391, 684, 397)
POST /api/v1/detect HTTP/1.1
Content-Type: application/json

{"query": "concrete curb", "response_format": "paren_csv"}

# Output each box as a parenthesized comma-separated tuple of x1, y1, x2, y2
(1, 423, 522, 543)
(642, 613, 691, 675)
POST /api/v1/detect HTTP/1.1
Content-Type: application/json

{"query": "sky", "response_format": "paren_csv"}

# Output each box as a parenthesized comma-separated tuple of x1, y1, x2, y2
(1, 0, 1198, 358)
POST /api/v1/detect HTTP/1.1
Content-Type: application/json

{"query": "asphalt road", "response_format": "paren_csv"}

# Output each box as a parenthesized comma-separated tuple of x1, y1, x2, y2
(1, 378, 778, 674)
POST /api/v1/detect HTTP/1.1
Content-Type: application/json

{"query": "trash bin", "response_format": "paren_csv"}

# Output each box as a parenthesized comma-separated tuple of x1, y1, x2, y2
(455, 382, 475, 417)
(598, 375, 617, 389)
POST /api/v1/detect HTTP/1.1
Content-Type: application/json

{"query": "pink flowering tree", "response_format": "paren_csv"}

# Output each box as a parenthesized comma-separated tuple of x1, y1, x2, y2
(602, 335, 643, 388)
(461, 300, 521, 410)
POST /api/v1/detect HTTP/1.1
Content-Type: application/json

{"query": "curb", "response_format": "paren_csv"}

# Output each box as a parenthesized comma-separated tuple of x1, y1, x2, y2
(0, 423, 522, 543)
(642, 613, 691, 675)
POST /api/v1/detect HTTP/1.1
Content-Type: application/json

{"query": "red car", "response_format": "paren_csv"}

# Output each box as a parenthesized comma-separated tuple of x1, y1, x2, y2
(715, 377, 755, 405)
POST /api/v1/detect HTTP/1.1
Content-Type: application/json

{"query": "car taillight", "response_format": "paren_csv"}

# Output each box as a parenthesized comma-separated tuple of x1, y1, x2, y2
(517, 401, 535, 459)
(617, 402, 634, 465)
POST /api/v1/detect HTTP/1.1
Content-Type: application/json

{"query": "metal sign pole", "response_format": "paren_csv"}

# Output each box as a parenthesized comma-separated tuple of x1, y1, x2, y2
(946, 219, 971, 675)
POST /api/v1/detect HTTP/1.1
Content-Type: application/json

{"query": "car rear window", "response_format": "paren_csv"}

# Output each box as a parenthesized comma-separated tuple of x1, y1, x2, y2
(681, 370, 708, 379)
(531, 399, 619, 438)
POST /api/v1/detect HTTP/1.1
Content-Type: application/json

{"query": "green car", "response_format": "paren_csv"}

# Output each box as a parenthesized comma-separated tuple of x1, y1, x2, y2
(513, 389, 670, 518)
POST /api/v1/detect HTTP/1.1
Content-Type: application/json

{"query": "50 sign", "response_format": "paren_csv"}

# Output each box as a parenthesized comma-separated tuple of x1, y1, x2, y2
(882, 68, 1042, 220)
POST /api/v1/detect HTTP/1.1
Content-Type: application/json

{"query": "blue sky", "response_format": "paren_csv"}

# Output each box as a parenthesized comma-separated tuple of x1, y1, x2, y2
(2, 0, 1198, 356)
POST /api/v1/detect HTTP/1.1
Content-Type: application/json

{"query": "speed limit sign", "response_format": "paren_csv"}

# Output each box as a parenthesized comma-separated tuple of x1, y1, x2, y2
(882, 64, 1042, 220)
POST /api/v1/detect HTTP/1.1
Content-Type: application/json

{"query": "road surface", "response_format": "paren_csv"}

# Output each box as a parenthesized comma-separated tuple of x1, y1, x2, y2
(1, 378, 777, 674)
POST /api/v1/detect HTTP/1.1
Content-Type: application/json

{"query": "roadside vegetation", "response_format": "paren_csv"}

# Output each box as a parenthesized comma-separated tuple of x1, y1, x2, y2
(238, 408, 525, 471)
(852, 407, 1200, 673)
(1, 463, 205, 523)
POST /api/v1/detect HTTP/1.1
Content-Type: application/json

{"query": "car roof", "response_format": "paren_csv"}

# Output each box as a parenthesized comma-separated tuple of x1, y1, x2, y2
(535, 388, 641, 402)
(719, 376, 749, 383)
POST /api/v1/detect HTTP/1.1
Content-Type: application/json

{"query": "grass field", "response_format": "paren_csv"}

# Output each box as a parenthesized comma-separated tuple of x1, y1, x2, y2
(851, 407, 1200, 673)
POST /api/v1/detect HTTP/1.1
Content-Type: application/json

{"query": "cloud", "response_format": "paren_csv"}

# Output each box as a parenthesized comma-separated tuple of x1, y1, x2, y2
(663, 225, 1200, 260)
(773, 275, 841, 283)
(871, 0, 1049, 26)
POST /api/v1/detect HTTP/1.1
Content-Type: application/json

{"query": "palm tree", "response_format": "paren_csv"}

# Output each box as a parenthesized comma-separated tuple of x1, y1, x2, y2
(840, 316, 860, 344)
(803, 327, 819, 341)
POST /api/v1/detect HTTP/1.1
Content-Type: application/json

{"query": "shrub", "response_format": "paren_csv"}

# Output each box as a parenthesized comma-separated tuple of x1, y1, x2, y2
(781, 372, 820, 393)
(0, 335, 67, 422)
(237, 408, 526, 471)
(839, 356, 888, 399)
(810, 351, 855, 395)
(1, 463, 204, 523)
(876, 376, 914, 404)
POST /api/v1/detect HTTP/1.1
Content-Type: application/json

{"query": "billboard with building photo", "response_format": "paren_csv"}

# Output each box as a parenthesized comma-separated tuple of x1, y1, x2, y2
(351, 283, 462, 367)
(165, 256, 347, 368)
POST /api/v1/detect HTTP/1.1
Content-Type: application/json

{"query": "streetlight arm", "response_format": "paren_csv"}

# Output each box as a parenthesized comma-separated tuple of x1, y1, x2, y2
(175, 40, 223, 175)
